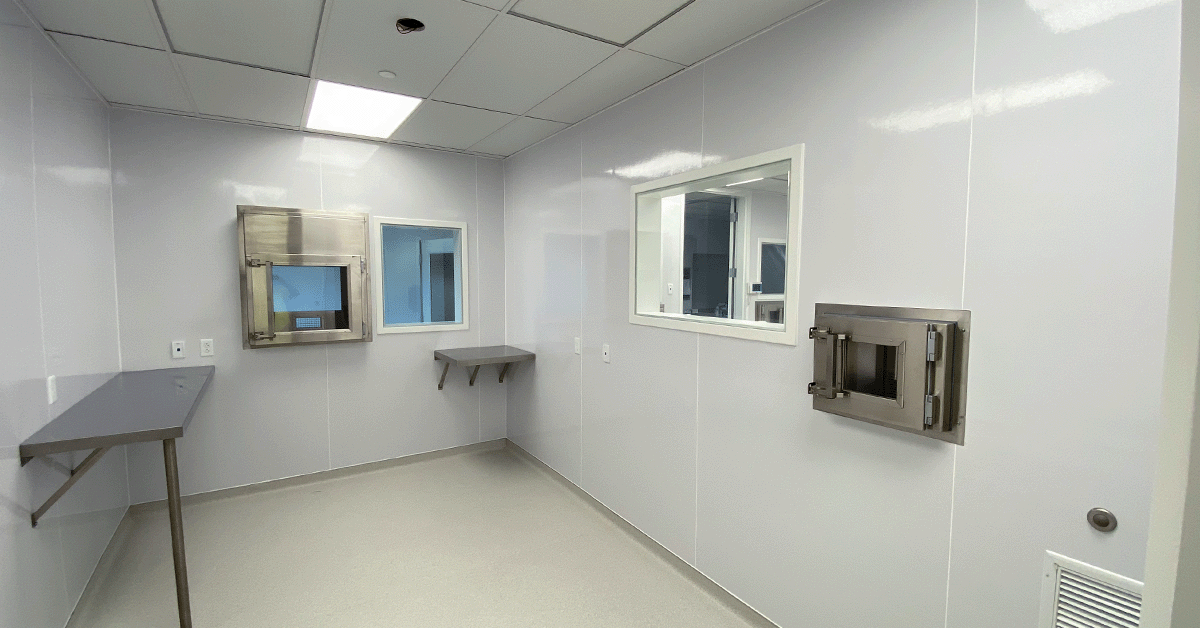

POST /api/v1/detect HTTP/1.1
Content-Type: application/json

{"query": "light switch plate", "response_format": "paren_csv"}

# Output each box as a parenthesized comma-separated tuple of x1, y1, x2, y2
(171, 340, 186, 359)
(602, 343, 610, 363)
(574, 337, 581, 355)
(199, 339, 214, 357)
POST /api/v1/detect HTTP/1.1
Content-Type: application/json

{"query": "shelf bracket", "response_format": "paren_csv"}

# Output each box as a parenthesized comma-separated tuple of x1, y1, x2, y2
(498, 362, 512, 383)
(31, 446, 110, 528)
(437, 361, 450, 391)
(468, 365, 480, 386)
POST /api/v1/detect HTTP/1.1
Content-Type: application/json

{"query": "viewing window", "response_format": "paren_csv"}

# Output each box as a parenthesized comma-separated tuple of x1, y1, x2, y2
(630, 145, 803, 345)
(373, 218, 468, 334)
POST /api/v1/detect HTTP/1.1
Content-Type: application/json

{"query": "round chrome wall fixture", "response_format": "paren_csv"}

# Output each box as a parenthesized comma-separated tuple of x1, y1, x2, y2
(396, 18, 425, 34)
(1087, 508, 1118, 532)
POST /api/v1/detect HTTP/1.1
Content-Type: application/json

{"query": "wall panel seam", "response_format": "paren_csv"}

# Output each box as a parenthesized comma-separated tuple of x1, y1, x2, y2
(945, 2, 980, 627)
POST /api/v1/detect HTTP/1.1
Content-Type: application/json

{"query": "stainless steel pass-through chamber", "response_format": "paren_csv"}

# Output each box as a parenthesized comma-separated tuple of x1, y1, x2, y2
(808, 304, 970, 444)
(237, 205, 372, 348)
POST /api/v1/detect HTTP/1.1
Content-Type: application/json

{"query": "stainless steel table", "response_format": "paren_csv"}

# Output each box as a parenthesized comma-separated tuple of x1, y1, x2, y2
(20, 366, 214, 628)
(433, 345, 535, 390)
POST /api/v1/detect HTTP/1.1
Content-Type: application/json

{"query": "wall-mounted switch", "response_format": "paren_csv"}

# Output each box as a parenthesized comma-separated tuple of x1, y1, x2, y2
(668, 283, 674, 295)
(47, 375, 57, 405)
(200, 339, 214, 357)
(574, 337, 581, 355)
(171, 340, 186, 359)
(602, 343, 610, 363)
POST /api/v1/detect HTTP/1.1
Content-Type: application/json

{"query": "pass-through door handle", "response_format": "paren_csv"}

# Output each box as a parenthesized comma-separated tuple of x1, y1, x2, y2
(247, 258, 277, 341)
(808, 327, 847, 399)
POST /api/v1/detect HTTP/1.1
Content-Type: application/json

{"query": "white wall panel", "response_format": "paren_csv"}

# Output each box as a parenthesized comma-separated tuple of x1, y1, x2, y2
(110, 112, 328, 502)
(947, 1, 1180, 627)
(477, 156, 508, 440)
(695, 1, 971, 624)
(109, 112, 507, 501)
(504, 128, 584, 483)
(0, 7, 126, 627)
(503, 0, 1181, 626)
(578, 69, 705, 564)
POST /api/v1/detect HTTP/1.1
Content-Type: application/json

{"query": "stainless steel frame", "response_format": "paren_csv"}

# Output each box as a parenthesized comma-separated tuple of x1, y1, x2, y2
(809, 303, 971, 445)
(238, 206, 372, 349)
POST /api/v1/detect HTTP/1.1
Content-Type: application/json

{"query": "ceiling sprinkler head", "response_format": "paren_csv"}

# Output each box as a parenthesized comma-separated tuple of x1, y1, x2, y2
(396, 18, 425, 34)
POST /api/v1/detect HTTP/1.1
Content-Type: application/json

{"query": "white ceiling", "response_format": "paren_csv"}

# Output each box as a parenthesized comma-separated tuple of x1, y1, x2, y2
(18, 0, 824, 157)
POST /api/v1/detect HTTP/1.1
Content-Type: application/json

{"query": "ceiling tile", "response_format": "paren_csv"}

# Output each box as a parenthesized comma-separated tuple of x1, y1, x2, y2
(174, 55, 309, 127)
(156, 0, 323, 74)
(50, 33, 192, 111)
(391, 101, 514, 151)
(526, 49, 682, 124)
(314, 0, 496, 99)
(0, 0, 28, 26)
(629, 0, 821, 65)
(431, 13, 615, 115)
(468, 116, 566, 156)
(23, 0, 166, 49)
(510, 0, 687, 45)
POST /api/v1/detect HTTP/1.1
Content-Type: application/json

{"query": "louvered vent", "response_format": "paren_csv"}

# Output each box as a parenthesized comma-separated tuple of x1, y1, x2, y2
(1040, 552, 1143, 628)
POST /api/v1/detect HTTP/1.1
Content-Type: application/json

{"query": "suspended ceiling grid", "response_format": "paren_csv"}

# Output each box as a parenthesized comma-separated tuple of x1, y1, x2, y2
(16, 0, 823, 157)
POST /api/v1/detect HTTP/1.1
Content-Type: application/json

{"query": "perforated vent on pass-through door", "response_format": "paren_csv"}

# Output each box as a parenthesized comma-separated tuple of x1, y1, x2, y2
(1041, 551, 1143, 628)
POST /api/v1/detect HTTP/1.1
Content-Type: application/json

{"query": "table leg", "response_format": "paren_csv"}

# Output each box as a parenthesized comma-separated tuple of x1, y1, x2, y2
(163, 439, 193, 628)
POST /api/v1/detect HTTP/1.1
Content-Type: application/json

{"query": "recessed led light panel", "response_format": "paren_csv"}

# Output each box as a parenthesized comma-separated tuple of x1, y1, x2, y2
(305, 80, 422, 139)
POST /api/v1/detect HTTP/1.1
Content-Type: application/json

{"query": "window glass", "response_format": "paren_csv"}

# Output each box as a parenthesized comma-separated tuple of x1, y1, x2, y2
(630, 145, 802, 345)
(379, 223, 465, 329)
(272, 265, 345, 312)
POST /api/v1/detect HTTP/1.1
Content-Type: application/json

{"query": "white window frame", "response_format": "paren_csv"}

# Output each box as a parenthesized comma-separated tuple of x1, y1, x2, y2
(372, 216, 470, 335)
(628, 144, 804, 346)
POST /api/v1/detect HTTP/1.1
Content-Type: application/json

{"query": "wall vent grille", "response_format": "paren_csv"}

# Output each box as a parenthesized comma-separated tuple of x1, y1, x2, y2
(1040, 551, 1143, 628)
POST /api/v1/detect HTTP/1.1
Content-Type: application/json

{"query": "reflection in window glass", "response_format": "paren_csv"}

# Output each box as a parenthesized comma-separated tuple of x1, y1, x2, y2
(760, 243, 785, 295)
(380, 224, 463, 327)
(272, 266, 345, 312)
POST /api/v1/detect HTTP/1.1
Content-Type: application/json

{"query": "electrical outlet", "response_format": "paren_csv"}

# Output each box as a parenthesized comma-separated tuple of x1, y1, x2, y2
(199, 338, 214, 357)
(46, 375, 57, 405)
(171, 340, 186, 359)
(574, 337, 581, 355)
(602, 343, 610, 363)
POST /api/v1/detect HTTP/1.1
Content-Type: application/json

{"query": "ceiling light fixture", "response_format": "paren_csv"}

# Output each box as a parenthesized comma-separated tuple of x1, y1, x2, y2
(396, 18, 425, 34)
(726, 177, 764, 187)
(378, 70, 396, 79)
(305, 80, 422, 139)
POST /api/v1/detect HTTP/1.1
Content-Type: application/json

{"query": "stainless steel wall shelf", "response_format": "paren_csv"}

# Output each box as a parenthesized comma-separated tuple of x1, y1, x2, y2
(19, 366, 214, 628)
(808, 304, 971, 445)
(434, 346, 535, 390)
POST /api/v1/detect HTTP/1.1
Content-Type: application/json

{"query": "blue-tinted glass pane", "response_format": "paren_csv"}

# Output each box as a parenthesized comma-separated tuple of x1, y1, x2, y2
(272, 266, 345, 312)
(380, 225, 462, 326)
(761, 244, 786, 294)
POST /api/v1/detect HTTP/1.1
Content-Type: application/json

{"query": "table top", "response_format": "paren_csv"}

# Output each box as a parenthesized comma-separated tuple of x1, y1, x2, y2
(434, 345, 536, 367)
(19, 366, 215, 459)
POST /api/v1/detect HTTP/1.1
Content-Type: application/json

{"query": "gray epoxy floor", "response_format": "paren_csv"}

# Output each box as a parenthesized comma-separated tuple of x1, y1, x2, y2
(68, 446, 763, 627)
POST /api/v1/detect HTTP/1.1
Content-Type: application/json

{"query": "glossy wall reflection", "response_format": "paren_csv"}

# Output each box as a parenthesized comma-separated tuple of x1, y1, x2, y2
(504, 0, 1180, 626)
(0, 4, 127, 627)
(109, 111, 508, 504)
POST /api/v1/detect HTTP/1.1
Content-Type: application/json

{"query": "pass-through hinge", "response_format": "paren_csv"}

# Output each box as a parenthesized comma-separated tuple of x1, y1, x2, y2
(250, 331, 276, 341)
(926, 326, 940, 362)
(247, 257, 267, 267)
(924, 394, 938, 427)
